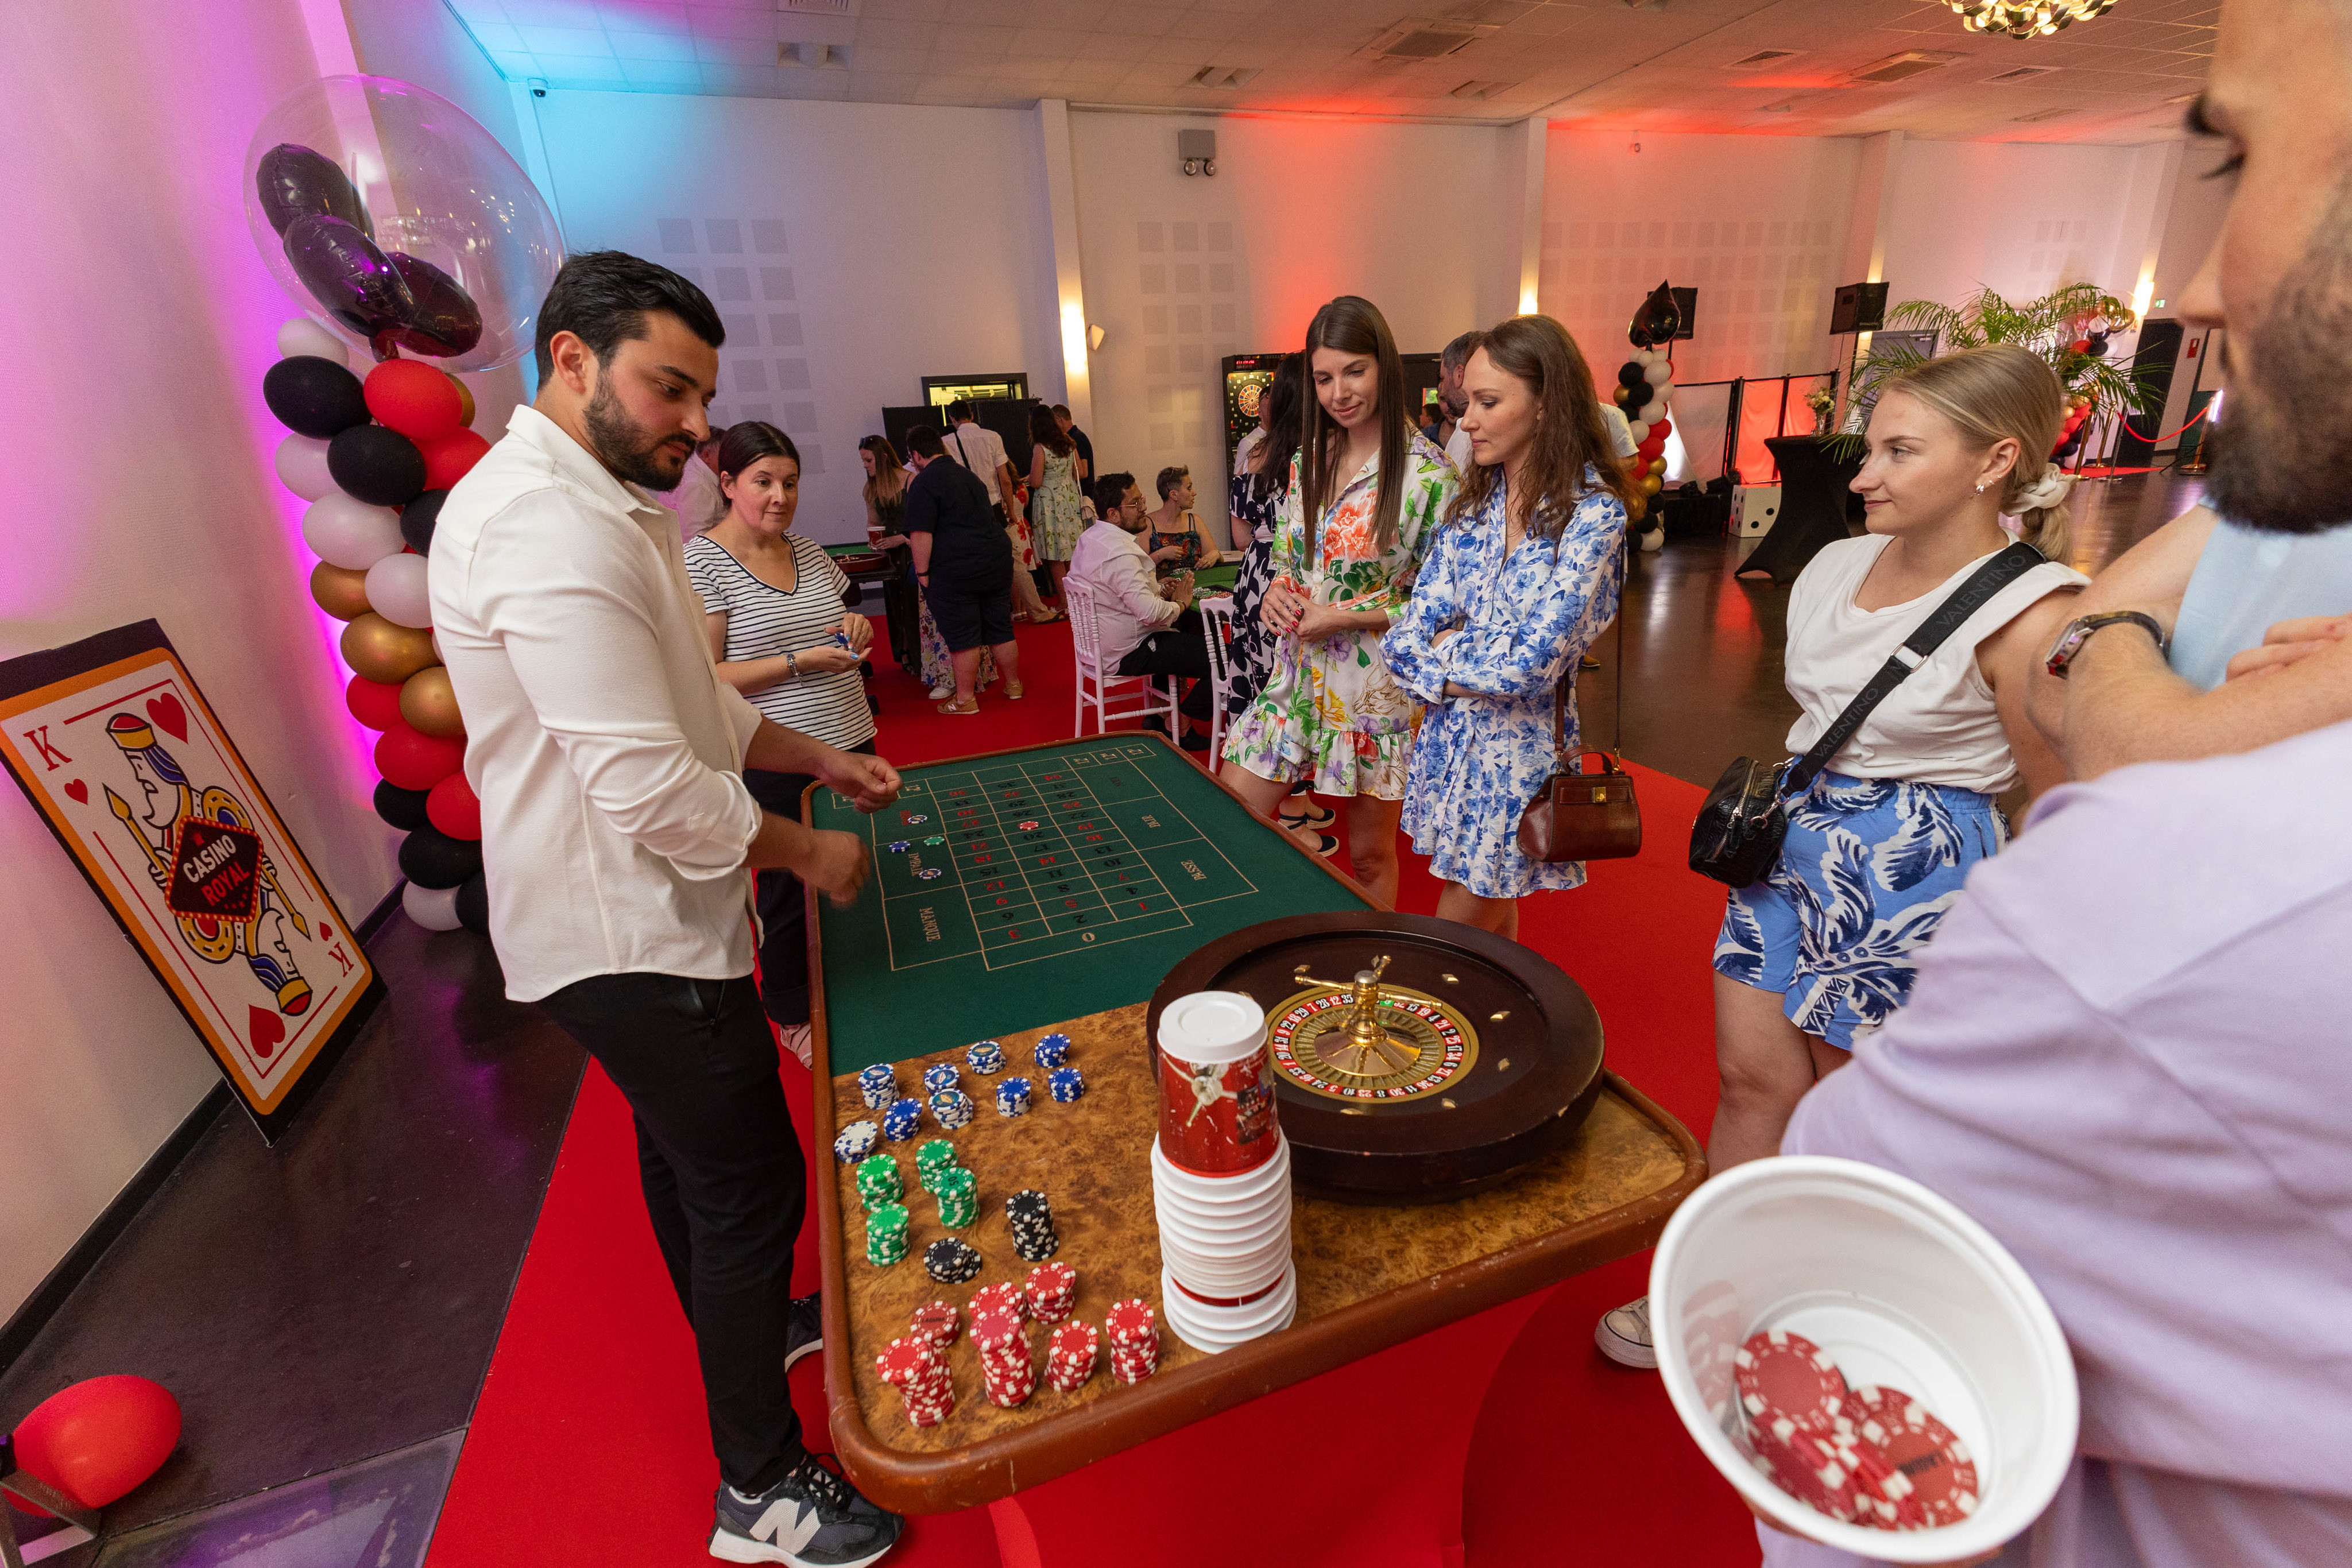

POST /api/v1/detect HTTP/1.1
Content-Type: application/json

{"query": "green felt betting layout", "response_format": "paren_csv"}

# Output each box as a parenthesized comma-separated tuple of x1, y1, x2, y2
(812, 737, 1365, 1075)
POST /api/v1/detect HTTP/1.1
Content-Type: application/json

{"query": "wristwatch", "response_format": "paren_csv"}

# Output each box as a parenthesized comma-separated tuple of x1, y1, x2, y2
(2044, 611, 2168, 679)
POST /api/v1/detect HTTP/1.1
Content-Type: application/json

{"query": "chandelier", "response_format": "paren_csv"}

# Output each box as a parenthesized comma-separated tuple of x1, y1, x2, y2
(1947, 1, 2120, 38)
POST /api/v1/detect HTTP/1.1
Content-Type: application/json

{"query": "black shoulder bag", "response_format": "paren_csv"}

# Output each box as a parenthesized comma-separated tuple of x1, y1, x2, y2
(1689, 541, 2045, 888)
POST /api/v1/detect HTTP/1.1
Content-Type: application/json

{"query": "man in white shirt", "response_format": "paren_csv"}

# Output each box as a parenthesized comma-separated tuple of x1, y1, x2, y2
(1438, 330, 1480, 475)
(1067, 471, 1212, 748)
(429, 252, 906, 1568)
(940, 400, 1019, 516)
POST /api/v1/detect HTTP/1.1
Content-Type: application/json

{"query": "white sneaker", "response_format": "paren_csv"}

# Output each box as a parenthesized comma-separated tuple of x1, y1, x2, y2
(1595, 1295, 1657, 1369)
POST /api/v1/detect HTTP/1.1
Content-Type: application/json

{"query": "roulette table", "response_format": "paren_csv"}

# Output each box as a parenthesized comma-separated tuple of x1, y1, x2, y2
(806, 735, 1703, 1561)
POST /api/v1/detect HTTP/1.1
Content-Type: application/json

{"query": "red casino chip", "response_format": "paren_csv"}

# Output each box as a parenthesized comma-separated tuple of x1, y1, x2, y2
(1746, 1420, 1863, 1526)
(973, 1281, 1028, 1322)
(972, 1306, 1026, 1356)
(1846, 1385, 1980, 1529)
(1736, 1329, 1849, 1435)
(1105, 1298, 1157, 1346)
(910, 1299, 962, 1349)
(874, 1336, 939, 1387)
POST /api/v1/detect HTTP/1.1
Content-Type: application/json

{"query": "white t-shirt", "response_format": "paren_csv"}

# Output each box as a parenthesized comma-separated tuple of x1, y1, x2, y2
(1782, 535, 2085, 795)
(943, 422, 1011, 504)
(1233, 425, 1267, 478)
(662, 453, 726, 540)
(1445, 403, 1636, 476)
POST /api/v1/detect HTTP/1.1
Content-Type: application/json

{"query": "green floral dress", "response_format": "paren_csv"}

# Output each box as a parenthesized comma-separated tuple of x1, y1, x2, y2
(1220, 432, 1457, 799)
(1031, 448, 1085, 562)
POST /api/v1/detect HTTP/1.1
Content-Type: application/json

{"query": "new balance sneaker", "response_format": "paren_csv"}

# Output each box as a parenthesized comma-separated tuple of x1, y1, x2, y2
(1594, 1295, 1657, 1369)
(710, 1455, 903, 1567)
(784, 1293, 823, 1372)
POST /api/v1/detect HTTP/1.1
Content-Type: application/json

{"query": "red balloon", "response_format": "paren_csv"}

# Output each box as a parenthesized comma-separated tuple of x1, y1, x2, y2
(1650, 416, 1672, 442)
(11, 1375, 181, 1512)
(427, 772, 482, 839)
(375, 717, 465, 791)
(420, 429, 490, 491)
(363, 359, 465, 442)
(345, 675, 404, 731)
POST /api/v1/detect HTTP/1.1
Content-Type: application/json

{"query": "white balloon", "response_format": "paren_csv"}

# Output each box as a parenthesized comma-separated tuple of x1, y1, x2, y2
(277, 317, 348, 366)
(403, 879, 464, 931)
(366, 552, 434, 629)
(1639, 525, 1666, 553)
(303, 492, 405, 571)
(275, 434, 338, 501)
(1656, 382, 1676, 408)
(1643, 361, 1670, 386)
(1628, 420, 1651, 445)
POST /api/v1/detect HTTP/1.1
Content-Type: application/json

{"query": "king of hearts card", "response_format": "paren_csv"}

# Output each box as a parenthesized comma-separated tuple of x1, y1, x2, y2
(0, 622, 382, 1140)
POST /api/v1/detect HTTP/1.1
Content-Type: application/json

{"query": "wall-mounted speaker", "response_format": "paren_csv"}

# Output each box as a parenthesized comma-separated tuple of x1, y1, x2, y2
(1831, 282, 1890, 335)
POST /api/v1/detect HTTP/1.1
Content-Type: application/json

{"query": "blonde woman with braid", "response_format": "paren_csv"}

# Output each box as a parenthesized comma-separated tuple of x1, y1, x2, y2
(1599, 343, 2088, 1370)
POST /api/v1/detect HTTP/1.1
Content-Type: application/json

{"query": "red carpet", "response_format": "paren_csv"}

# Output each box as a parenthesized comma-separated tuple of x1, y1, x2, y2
(424, 615, 1759, 1568)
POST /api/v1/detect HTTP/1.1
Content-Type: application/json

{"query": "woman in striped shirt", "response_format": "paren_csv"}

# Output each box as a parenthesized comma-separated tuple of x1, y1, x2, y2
(687, 422, 881, 1059)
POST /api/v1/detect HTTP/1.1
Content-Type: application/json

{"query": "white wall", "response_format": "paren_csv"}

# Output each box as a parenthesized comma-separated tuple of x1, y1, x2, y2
(0, 0, 403, 1326)
(531, 91, 1063, 544)
(1877, 140, 2156, 322)
(1069, 111, 1523, 535)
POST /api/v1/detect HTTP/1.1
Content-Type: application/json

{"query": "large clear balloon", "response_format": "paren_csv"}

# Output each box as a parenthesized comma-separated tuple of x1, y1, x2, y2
(242, 76, 563, 373)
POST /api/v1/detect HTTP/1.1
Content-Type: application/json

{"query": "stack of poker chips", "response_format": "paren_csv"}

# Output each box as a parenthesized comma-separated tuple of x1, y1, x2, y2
(1025, 1261, 1077, 1323)
(1105, 1298, 1159, 1385)
(1007, 1189, 1059, 1262)
(1046, 1066, 1085, 1105)
(883, 1097, 923, 1142)
(994, 1077, 1032, 1118)
(970, 1280, 1028, 1323)
(923, 1237, 982, 1283)
(1045, 1321, 1098, 1392)
(1032, 1033, 1071, 1069)
(934, 1167, 978, 1229)
(972, 1306, 1035, 1408)
(915, 1139, 960, 1194)
(929, 1088, 977, 1130)
(921, 1062, 960, 1096)
(966, 1039, 1006, 1075)
(1733, 1329, 1980, 1531)
(855, 1153, 902, 1211)
(866, 1203, 911, 1268)
(908, 1299, 962, 1351)
(857, 1063, 897, 1109)
(875, 1336, 954, 1428)
(833, 1120, 880, 1164)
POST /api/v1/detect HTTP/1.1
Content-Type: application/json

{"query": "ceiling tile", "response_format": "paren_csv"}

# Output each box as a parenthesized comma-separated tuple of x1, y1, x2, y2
(857, 18, 941, 47)
(517, 24, 613, 55)
(1007, 26, 1082, 59)
(693, 32, 773, 63)
(464, 20, 528, 51)
(608, 28, 699, 61)
(862, 0, 951, 16)
(700, 61, 781, 92)
(688, 6, 775, 39)
(489, 48, 541, 74)
(537, 52, 632, 83)
(933, 22, 1018, 55)
(620, 57, 705, 85)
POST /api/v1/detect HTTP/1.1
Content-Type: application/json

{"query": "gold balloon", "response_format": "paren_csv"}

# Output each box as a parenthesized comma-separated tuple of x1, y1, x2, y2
(1640, 475, 1664, 497)
(310, 562, 371, 621)
(400, 665, 466, 737)
(342, 613, 437, 684)
(448, 374, 476, 429)
(1648, 456, 1668, 477)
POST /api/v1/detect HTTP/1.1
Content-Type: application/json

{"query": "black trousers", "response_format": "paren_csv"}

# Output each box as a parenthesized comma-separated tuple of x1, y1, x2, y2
(536, 970, 807, 1493)
(1117, 611, 1213, 719)
(744, 741, 876, 1027)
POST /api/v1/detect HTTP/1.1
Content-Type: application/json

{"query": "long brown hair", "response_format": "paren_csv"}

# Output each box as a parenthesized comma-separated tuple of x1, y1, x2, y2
(1253, 353, 1306, 483)
(1028, 404, 1073, 458)
(1299, 296, 1410, 557)
(1881, 344, 2072, 564)
(1448, 315, 1634, 539)
(860, 434, 906, 504)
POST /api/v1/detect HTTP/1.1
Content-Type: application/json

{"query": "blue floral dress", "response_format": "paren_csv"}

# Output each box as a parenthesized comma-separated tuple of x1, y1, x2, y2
(1382, 471, 1627, 899)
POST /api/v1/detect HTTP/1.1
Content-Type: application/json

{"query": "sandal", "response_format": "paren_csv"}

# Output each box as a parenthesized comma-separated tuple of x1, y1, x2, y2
(1278, 803, 1336, 831)
(1030, 609, 1066, 624)
(1005, 680, 1026, 700)
(935, 697, 981, 715)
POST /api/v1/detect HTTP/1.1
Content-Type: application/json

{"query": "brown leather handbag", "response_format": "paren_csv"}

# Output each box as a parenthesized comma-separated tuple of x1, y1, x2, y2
(1518, 675, 1643, 863)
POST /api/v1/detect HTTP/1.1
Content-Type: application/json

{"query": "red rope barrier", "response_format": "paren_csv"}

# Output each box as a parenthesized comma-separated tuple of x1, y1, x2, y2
(2115, 403, 2211, 446)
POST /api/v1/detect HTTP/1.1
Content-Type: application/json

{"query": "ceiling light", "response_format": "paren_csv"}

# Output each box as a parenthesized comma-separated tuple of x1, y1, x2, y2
(1984, 65, 2056, 82)
(1759, 101, 1796, 112)
(1728, 49, 1800, 68)
(1357, 20, 1487, 60)
(779, 0, 858, 11)
(1947, 1, 2122, 40)
(1848, 50, 1966, 84)
(1449, 79, 1518, 99)
(1190, 65, 1259, 88)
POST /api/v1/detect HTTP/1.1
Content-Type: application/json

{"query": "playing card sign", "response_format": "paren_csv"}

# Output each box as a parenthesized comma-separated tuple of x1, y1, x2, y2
(0, 622, 381, 1141)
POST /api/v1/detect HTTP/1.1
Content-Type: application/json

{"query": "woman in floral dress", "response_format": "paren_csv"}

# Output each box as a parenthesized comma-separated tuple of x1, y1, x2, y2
(1384, 316, 1633, 942)
(1220, 296, 1457, 907)
(1225, 354, 1302, 724)
(1027, 404, 1085, 611)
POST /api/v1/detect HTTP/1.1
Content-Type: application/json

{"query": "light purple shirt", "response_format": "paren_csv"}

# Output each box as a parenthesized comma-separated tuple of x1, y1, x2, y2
(1767, 719, 2352, 1568)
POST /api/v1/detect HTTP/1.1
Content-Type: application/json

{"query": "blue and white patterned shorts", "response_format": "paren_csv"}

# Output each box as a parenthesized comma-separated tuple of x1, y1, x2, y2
(1712, 771, 2007, 1051)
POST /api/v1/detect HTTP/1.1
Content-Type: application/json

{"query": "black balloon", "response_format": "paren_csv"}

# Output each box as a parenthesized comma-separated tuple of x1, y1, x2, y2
(254, 143, 373, 238)
(401, 490, 447, 556)
(374, 780, 431, 831)
(262, 355, 369, 439)
(330, 425, 428, 508)
(385, 254, 485, 358)
(399, 823, 483, 891)
(1618, 361, 1647, 391)
(284, 214, 416, 347)
(1630, 280, 1682, 348)
(2085, 332, 2110, 359)
(1626, 379, 1655, 414)
(454, 873, 489, 934)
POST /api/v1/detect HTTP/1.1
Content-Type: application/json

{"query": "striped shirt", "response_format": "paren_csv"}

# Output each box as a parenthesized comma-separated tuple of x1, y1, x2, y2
(684, 533, 876, 750)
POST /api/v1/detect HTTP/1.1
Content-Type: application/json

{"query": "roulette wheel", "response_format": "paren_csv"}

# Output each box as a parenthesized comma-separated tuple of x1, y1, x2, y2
(1148, 912, 1604, 1203)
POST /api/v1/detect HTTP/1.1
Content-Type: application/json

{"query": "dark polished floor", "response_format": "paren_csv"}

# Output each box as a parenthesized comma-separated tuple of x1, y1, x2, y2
(0, 469, 2200, 1566)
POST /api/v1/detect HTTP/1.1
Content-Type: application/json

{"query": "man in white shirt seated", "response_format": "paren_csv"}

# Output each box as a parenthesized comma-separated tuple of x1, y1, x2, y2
(1067, 471, 1213, 750)
(429, 251, 907, 1568)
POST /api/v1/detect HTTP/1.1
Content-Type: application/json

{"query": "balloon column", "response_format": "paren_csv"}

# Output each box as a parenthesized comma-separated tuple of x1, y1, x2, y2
(245, 76, 563, 932)
(1616, 280, 1681, 553)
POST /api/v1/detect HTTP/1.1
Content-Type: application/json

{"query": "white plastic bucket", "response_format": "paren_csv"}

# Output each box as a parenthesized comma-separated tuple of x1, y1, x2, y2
(1649, 1156, 2079, 1564)
(1160, 1263, 1297, 1353)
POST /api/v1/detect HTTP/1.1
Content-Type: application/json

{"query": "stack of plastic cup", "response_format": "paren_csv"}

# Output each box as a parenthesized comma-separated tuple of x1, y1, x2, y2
(1150, 991, 1297, 1352)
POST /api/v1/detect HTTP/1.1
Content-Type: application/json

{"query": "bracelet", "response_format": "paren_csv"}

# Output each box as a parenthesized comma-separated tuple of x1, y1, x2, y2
(787, 650, 800, 678)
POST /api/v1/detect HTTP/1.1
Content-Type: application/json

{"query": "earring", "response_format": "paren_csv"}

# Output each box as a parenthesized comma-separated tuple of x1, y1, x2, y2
(1974, 483, 1985, 494)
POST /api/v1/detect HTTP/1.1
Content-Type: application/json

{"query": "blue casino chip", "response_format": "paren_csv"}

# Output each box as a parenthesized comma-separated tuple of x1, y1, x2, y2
(1047, 1066, 1085, 1104)
(888, 840, 911, 853)
(881, 1098, 924, 1141)
(917, 868, 944, 881)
